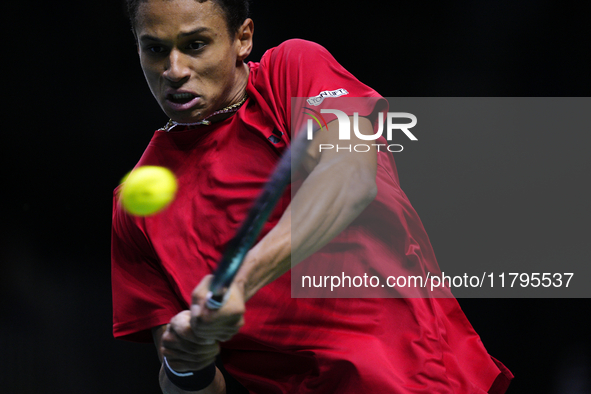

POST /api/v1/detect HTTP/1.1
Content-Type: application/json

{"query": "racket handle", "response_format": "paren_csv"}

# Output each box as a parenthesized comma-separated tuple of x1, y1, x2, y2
(205, 290, 225, 310)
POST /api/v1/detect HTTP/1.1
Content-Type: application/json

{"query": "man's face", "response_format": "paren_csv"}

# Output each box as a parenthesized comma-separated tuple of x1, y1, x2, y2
(135, 0, 251, 123)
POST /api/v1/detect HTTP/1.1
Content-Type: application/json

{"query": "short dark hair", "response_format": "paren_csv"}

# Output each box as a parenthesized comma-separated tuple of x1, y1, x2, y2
(124, 0, 250, 36)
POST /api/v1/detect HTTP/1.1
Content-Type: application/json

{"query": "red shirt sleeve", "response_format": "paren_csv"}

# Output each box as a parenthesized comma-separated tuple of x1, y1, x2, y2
(251, 39, 388, 141)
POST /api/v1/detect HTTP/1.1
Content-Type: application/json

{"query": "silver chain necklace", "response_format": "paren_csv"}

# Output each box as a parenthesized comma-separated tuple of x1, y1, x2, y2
(161, 92, 248, 132)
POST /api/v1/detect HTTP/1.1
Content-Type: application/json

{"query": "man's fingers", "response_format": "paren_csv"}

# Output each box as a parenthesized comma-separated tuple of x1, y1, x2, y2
(193, 316, 245, 333)
(193, 312, 245, 328)
(191, 274, 214, 308)
(169, 311, 193, 335)
(188, 275, 246, 345)
(162, 328, 218, 351)
(160, 309, 224, 373)
(191, 280, 245, 321)
(166, 311, 219, 347)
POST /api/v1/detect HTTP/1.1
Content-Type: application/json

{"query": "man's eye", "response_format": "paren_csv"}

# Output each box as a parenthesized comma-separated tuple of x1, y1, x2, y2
(188, 42, 205, 51)
(146, 45, 166, 54)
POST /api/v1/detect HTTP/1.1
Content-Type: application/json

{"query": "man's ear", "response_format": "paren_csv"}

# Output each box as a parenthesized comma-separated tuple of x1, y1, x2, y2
(235, 18, 254, 63)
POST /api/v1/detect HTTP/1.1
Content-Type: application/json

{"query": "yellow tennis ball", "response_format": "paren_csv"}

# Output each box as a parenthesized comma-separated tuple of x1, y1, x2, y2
(120, 166, 178, 216)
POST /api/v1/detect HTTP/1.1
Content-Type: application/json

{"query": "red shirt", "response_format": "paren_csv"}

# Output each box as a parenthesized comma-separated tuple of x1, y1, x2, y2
(112, 39, 512, 393)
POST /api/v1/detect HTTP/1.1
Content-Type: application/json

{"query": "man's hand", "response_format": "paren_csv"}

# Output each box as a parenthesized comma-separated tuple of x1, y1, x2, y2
(158, 311, 220, 372)
(152, 274, 246, 394)
(155, 274, 245, 374)
(190, 275, 246, 343)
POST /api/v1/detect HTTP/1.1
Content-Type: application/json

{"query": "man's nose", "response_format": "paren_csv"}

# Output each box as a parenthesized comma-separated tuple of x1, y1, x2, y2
(163, 49, 190, 84)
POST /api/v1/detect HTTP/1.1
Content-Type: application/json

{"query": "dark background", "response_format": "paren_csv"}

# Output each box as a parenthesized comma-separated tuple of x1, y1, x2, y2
(2, 0, 590, 392)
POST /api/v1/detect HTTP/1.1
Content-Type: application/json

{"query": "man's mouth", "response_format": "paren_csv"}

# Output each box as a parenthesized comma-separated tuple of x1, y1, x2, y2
(164, 91, 202, 112)
(167, 92, 197, 104)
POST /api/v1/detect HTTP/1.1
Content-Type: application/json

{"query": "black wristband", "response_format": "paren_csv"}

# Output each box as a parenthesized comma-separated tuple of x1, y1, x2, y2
(163, 358, 216, 392)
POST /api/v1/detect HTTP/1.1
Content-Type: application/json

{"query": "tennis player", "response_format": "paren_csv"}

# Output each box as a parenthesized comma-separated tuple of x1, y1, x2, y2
(112, 0, 513, 393)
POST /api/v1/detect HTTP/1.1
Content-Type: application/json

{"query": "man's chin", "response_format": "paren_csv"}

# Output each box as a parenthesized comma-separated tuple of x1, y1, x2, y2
(164, 109, 206, 125)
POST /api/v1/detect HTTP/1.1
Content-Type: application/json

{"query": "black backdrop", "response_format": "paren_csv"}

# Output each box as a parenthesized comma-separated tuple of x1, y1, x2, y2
(2, 1, 590, 392)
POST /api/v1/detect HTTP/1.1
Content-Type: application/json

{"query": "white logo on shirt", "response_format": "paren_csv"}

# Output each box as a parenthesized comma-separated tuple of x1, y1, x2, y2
(307, 88, 349, 106)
